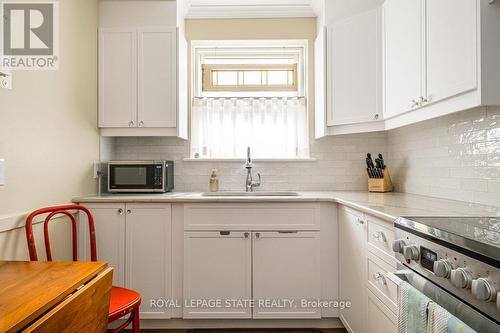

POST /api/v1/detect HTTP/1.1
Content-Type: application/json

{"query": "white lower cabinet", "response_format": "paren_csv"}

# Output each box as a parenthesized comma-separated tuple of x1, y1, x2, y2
(339, 205, 398, 333)
(183, 231, 252, 319)
(367, 289, 397, 333)
(80, 203, 172, 319)
(183, 231, 321, 319)
(339, 206, 367, 333)
(252, 231, 321, 319)
(79, 203, 126, 286)
(125, 203, 172, 319)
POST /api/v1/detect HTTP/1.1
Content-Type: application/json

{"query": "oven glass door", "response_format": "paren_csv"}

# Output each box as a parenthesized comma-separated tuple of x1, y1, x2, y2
(109, 164, 163, 192)
(390, 268, 499, 333)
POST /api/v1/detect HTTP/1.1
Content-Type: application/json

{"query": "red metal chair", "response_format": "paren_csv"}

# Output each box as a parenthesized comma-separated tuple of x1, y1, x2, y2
(25, 204, 141, 333)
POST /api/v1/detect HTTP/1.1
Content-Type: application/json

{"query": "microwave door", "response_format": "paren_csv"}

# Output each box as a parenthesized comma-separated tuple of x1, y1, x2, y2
(109, 164, 159, 192)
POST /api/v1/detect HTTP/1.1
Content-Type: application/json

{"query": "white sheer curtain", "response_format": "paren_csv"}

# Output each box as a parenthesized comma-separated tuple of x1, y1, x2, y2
(191, 97, 309, 159)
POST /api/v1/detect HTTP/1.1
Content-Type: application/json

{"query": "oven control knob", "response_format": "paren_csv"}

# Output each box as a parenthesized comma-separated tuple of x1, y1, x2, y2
(392, 239, 406, 253)
(403, 245, 419, 261)
(471, 278, 497, 302)
(433, 259, 452, 278)
(450, 268, 473, 289)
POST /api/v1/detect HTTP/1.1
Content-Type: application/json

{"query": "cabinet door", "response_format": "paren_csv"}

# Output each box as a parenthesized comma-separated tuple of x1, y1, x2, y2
(183, 231, 252, 319)
(367, 290, 397, 333)
(98, 28, 137, 128)
(138, 28, 177, 128)
(383, 0, 424, 118)
(79, 203, 126, 286)
(125, 204, 172, 319)
(425, 0, 477, 104)
(252, 231, 321, 319)
(327, 8, 382, 126)
(339, 207, 367, 333)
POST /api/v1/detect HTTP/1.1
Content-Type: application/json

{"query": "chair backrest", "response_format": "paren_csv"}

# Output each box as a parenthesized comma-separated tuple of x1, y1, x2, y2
(25, 204, 97, 262)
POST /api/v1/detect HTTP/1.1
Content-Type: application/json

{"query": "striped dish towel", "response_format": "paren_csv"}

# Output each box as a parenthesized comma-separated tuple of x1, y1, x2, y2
(398, 281, 431, 333)
(426, 302, 451, 333)
(446, 316, 476, 333)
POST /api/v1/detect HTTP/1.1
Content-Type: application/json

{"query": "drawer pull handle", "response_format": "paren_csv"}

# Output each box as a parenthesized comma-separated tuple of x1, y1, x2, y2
(372, 231, 387, 243)
(278, 231, 298, 234)
(373, 272, 387, 286)
(220, 231, 230, 236)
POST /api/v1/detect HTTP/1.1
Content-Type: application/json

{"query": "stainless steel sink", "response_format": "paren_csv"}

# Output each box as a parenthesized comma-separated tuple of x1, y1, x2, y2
(202, 191, 300, 197)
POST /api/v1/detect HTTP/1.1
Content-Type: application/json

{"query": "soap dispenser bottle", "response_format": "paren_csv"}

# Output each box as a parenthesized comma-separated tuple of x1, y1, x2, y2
(209, 169, 219, 192)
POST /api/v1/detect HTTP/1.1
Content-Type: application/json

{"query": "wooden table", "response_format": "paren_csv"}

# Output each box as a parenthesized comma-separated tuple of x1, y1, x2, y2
(0, 261, 112, 333)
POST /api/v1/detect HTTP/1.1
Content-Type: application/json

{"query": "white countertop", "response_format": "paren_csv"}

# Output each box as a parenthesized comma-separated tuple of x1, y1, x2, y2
(73, 191, 500, 222)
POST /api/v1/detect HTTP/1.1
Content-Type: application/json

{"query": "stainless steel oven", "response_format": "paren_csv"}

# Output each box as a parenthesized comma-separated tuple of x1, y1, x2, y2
(108, 160, 174, 193)
(391, 217, 500, 333)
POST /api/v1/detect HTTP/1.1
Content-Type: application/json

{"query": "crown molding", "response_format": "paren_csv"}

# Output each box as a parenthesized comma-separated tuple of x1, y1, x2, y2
(185, 2, 317, 19)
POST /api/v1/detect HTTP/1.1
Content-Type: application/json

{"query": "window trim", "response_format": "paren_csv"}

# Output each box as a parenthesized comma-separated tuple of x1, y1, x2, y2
(191, 40, 308, 98)
(201, 63, 298, 92)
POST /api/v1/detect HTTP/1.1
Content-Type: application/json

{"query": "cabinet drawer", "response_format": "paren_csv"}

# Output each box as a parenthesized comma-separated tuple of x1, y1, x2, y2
(184, 203, 320, 231)
(366, 214, 397, 267)
(367, 252, 398, 314)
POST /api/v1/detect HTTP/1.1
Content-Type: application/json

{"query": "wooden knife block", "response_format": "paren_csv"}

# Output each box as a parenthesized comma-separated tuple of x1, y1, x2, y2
(368, 168, 393, 193)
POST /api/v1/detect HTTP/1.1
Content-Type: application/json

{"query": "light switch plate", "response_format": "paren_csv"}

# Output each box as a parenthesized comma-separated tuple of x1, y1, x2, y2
(0, 159, 5, 185)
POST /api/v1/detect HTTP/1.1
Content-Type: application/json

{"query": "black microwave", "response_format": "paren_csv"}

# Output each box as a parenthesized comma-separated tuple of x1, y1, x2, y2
(108, 160, 174, 193)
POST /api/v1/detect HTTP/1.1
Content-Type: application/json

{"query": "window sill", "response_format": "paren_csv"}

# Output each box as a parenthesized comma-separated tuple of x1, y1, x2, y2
(183, 158, 316, 162)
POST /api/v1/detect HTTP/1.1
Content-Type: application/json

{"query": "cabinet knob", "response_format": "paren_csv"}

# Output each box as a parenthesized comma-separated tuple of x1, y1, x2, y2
(374, 114, 379, 120)
(128, 121, 134, 127)
(357, 218, 365, 225)
(126, 209, 132, 214)
(410, 99, 420, 108)
(139, 121, 144, 127)
(255, 232, 261, 239)
(244, 232, 250, 238)
(117, 208, 123, 215)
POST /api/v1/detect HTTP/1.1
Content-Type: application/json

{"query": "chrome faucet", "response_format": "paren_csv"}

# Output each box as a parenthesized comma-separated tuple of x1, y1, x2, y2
(245, 147, 261, 192)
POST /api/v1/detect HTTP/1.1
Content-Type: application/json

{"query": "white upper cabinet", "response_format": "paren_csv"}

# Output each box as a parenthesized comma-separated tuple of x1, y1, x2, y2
(425, 0, 477, 104)
(327, 8, 382, 126)
(383, 0, 500, 129)
(315, 0, 500, 136)
(138, 28, 177, 128)
(98, 29, 137, 128)
(99, 27, 177, 132)
(383, 0, 424, 119)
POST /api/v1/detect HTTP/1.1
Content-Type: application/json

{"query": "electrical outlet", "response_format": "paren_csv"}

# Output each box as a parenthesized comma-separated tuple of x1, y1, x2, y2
(0, 72, 12, 90)
(93, 161, 101, 179)
(0, 159, 5, 185)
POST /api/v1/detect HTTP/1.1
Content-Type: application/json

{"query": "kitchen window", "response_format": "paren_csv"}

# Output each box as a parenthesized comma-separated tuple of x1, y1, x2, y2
(190, 41, 309, 159)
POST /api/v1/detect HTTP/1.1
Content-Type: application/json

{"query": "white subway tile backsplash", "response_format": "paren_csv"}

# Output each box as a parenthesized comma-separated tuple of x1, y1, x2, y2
(387, 106, 500, 206)
(109, 106, 499, 206)
(113, 133, 388, 193)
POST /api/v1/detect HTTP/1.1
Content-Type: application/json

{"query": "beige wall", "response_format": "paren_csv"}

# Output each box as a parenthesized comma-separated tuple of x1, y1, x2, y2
(0, 0, 99, 259)
(185, 18, 317, 135)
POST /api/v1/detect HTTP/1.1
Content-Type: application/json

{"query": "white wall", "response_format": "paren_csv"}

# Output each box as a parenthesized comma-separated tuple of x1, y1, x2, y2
(99, 0, 176, 27)
(0, 0, 100, 260)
